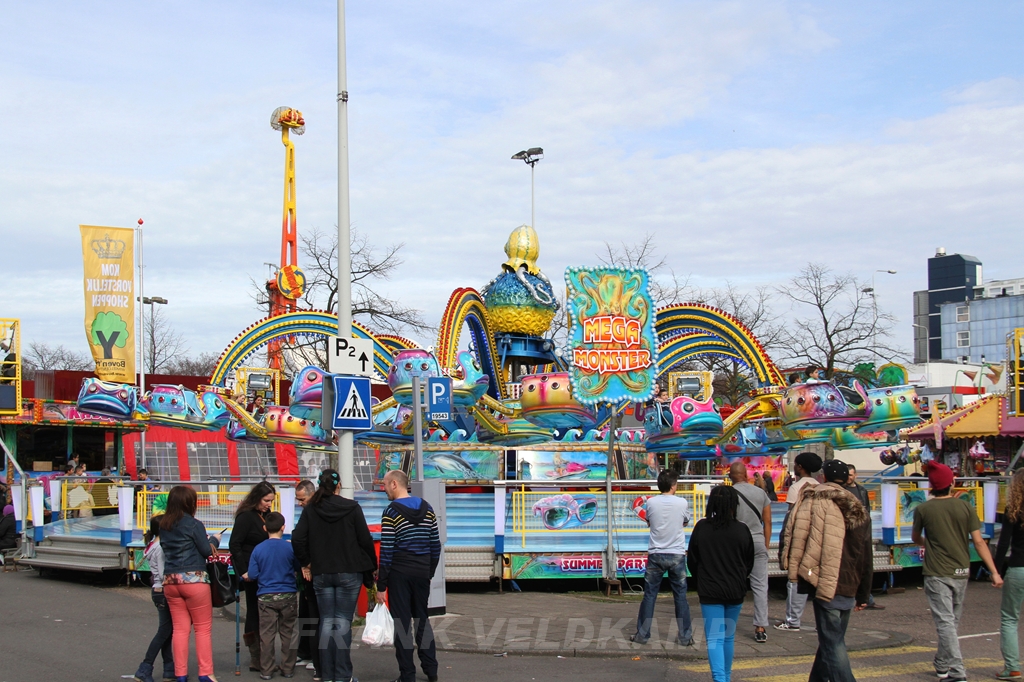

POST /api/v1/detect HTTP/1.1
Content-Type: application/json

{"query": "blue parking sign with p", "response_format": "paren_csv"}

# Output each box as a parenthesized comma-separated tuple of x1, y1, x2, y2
(427, 377, 453, 421)
(331, 375, 373, 431)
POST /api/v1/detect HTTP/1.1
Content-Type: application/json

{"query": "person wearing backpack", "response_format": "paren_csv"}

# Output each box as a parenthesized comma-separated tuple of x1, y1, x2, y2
(729, 461, 772, 643)
(292, 470, 377, 682)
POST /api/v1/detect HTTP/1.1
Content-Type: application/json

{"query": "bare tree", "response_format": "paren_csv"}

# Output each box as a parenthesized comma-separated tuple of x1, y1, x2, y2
(24, 342, 93, 376)
(251, 226, 430, 373)
(142, 306, 189, 374)
(164, 352, 220, 377)
(775, 263, 904, 378)
(698, 283, 784, 404)
(598, 233, 694, 307)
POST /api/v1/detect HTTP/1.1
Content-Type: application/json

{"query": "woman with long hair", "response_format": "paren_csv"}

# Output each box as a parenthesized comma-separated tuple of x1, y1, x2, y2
(996, 469, 1024, 680)
(687, 485, 755, 682)
(292, 469, 376, 682)
(229, 481, 275, 671)
(159, 486, 221, 682)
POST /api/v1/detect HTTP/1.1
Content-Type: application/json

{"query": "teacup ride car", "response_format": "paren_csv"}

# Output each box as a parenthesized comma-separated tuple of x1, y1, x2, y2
(138, 385, 230, 431)
(779, 381, 865, 430)
(644, 396, 724, 453)
(519, 371, 598, 430)
(77, 378, 139, 420)
(852, 383, 922, 433)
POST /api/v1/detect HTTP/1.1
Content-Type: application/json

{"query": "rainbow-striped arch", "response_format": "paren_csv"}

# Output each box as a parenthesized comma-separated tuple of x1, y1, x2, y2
(436, 288, 505, 399)
(209, 311, 405, 386)
(655, 303, 784, 387)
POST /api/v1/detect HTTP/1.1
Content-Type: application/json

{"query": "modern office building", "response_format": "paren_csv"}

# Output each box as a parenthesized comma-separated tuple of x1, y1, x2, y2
(912, 248, 983, 363)
(940, 293, 1024, 364)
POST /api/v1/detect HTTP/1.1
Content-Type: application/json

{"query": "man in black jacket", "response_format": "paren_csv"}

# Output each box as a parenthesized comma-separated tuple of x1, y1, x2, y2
(375, 470, 441, 682)
(292, 480, 319, 674)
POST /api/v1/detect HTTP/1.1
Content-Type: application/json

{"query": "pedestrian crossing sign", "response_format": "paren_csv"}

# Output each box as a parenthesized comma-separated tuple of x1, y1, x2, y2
(330, 375, 373, 431)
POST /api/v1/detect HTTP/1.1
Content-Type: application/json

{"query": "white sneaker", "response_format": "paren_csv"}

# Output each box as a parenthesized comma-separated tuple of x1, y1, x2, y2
(307, 662, 316, 670)
(773, 622, 801, 632)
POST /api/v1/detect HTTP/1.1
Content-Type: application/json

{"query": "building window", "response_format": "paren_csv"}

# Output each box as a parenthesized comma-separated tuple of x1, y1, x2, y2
(957, 331, 970, 347)
(956, 305, 970, 322)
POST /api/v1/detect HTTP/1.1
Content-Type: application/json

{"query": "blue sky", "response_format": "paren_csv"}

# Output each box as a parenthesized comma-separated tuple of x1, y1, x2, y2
(2, 1, 1022, 363)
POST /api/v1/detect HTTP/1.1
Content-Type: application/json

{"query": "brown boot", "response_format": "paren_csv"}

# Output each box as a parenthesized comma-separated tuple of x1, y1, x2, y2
(243, 631, 260, 672)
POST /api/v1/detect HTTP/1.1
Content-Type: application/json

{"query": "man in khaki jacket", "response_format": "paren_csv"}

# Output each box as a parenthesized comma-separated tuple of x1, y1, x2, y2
(782, 459, 871, 682)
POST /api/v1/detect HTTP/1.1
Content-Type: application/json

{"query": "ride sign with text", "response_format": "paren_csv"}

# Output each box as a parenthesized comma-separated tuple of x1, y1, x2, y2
(565, 267, 657, 405)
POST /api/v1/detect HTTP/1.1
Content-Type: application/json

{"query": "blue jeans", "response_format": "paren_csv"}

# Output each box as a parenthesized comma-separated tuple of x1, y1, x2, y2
(701, 603, 741, 682)
(634, 553, 692, 643)
(1001, 566, 1024, 672)
(140, 590, 174, 677)
(809, 600, 855, 682)
(313, 572, 362, 682)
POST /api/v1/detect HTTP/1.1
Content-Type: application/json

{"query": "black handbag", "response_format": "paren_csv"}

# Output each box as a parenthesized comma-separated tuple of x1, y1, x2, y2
(207, 560, 238, 607)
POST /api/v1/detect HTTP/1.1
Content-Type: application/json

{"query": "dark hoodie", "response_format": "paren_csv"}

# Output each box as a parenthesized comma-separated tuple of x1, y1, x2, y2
(291, 496, 377, 578)
(376, 496, 441, 592)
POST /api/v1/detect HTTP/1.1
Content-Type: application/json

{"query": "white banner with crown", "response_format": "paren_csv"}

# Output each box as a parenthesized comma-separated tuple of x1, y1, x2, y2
(80, 225, 135, 382)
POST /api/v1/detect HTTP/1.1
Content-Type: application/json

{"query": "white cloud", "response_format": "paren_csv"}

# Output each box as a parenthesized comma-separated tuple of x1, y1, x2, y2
(1, 1, 1020, 367)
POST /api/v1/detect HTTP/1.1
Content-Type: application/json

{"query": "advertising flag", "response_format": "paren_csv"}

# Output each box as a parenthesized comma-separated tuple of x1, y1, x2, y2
(80, 225, 135, 382)
(565, 266, 657, 405)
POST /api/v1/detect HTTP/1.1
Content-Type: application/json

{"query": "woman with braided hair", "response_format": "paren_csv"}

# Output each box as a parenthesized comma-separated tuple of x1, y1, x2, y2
(292, 469, 377, 682)
(687, 485, 755, 682)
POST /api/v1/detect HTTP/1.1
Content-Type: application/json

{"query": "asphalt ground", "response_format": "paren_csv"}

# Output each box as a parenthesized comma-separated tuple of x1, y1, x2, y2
(0, 567, 1017, 682)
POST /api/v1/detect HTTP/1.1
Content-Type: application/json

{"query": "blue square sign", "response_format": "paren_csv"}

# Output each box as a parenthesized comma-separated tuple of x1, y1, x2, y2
(330, 375, 373, 431)
(427, 377, 453, 421)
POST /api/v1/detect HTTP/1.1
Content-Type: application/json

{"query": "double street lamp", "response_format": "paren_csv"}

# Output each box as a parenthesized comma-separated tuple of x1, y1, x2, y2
(136, 295, 167, 471)
(511, 148, 544, 229)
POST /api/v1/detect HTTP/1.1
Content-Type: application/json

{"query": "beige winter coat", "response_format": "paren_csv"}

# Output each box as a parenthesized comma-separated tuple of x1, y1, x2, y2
(782, 482, 869, 602)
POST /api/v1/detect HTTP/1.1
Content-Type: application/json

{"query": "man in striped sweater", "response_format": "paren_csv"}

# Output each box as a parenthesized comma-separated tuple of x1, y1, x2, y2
(376, 470, 441, 682)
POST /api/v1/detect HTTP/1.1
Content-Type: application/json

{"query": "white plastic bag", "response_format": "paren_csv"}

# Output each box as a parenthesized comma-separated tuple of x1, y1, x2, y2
(361, 604, 394, 647)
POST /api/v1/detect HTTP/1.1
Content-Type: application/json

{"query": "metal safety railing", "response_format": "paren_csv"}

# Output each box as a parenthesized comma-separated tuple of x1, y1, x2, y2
(135, 487, 282, 530)
(511, 489, 707, 547)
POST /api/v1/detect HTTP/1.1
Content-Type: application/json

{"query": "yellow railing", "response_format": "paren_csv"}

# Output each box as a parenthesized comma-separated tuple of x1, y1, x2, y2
(893, 481, 986, 538)
(511, 489, 707, 547)
(62, 481, 121, 515)
(136, 487, 281, 531)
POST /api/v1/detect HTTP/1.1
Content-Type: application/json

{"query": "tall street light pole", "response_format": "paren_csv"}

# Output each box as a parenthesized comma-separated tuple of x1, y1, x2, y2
(139, 297, 168, 374)
(337, 0, 355, 498)
(511, 148, 544, 228)
(864, 269, 897, 360)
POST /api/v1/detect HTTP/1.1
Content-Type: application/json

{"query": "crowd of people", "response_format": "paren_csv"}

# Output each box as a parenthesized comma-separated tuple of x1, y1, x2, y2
(116, 454, 1024, 682)
(630, 458, 1022, 682)
(131, 468, 439, 682)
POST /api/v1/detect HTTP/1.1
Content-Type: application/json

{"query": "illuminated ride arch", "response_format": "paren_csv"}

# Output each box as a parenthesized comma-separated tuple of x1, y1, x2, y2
(655, 303, 784, 387)
(436, 288, 506, 400)
(209, 310, 398, 386)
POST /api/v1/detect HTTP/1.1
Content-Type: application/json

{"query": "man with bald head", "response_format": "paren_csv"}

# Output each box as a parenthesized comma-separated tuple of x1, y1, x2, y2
(730, 461, 773, 643)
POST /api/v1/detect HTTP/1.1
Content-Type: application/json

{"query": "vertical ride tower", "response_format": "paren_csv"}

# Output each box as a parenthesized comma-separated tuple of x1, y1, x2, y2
(265, 107, 308, 371)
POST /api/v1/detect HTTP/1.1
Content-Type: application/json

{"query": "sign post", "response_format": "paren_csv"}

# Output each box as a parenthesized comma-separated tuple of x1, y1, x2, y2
(565, 266, 657, 582)
(412, 376, 424, 481)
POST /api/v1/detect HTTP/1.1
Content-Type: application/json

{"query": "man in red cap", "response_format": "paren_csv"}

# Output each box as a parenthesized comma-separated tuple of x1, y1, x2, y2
(912, 461, 1003, 682)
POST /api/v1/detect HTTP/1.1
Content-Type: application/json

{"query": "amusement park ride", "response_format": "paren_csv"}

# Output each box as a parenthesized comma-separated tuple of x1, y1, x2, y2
(0, 108, 946, 582)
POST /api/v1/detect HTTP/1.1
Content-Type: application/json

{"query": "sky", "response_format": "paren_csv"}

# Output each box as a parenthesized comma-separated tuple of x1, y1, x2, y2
(2, 1, 1022, 364)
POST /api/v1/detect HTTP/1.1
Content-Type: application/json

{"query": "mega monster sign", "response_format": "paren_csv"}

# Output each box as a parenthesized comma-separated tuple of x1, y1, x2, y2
(565, 267, 657, 405)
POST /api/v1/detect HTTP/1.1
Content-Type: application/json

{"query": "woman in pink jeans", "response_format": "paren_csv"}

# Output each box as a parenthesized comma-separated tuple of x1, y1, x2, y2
(158, 486, 221, 682)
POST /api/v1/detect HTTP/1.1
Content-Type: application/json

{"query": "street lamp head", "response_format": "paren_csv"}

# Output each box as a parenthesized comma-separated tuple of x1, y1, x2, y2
(886, 270, 897, 274)
(151, 297, 168, 305)
(511, 148, 544, 165)
(861, 287, 874, 294)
